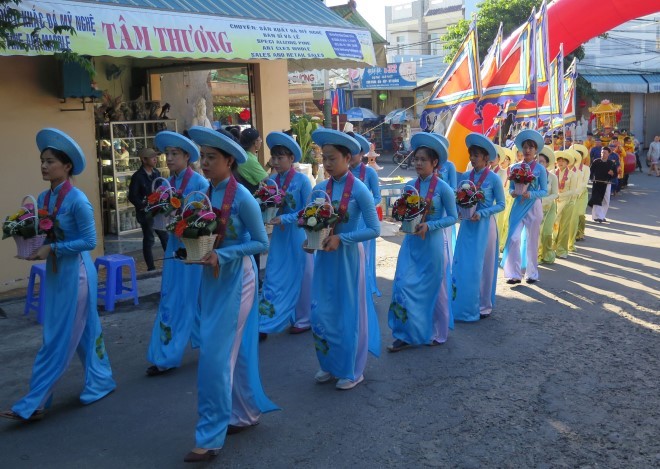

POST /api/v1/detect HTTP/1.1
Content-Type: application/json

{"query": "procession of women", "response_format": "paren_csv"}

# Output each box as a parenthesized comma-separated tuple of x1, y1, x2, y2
(0, 118, 617, 463)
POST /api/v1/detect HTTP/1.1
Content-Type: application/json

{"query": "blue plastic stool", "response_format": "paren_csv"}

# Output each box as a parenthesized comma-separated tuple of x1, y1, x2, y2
(94, 254, 139, 312)
(24, 263, 47, 324)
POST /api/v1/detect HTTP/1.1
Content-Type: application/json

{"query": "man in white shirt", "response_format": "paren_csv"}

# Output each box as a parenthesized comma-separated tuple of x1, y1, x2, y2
(648, 135, 660, 177)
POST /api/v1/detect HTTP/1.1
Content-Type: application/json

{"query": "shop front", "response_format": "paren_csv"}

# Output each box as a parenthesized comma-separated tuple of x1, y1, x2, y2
(0, 0, 376, 291)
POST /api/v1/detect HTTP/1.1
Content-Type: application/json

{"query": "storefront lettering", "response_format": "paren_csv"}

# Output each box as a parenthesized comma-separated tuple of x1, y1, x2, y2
(74, 15, 96, 34)
(102, 20, 232, 54)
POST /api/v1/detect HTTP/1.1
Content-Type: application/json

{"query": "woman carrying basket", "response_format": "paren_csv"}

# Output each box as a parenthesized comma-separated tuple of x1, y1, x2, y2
(0, 129, 115, 422)
(387, 133, 457, 352)
(308, 129, 381, 391)
(452, 133, 505, 322)
(182, 126, 277, 462)
(259, 132, 313, 335)
(146, 131, 209, 376)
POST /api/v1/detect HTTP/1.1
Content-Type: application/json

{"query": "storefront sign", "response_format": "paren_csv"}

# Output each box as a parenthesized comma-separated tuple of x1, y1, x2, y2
(348, 62, 417, 89)
(0, 0, 376, 65)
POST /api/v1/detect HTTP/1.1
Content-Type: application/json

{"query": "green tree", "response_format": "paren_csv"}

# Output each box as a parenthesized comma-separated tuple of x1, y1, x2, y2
(0, 0, 93, 75)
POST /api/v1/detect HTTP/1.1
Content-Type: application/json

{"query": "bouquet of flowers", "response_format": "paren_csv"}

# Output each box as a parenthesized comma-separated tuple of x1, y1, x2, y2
(297, 195, 339, 250)
(167, 192, 217, 262)
(144, 177, 183, 230)
(3, 196, 57, 258)
(253, 180, 286, 223)
(392, 187, 427, 233)
(508, 164, 535, 195)
(455, 180, 485, 219)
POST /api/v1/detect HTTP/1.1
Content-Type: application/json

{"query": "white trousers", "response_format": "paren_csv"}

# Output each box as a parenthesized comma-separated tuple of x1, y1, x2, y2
(504, 200, 543, 281)
(591, 184, 611, 221)
(479, 217, 498, 315)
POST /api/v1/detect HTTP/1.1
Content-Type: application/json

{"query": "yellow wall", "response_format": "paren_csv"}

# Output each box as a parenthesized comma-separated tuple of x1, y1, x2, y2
(253, 60, 291, 166)
(0, 57, 102, 292)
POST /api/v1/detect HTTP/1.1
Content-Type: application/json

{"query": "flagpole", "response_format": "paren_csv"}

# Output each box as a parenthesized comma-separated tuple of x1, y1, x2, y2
(533, 10, 540, 130)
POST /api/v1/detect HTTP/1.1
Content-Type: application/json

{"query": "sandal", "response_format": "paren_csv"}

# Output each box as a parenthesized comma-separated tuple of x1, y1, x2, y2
(387, 339, 411, 353)
(183, 449, 219, 463)
(146, 365, 173, 377)
(0, 409, 45, 422)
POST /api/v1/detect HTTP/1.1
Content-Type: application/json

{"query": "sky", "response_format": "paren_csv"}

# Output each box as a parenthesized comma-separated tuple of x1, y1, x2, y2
(324, 0, 412, 37)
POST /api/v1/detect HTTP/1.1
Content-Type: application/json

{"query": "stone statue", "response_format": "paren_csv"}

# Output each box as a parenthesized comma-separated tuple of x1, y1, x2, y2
(191, 97, 212, 128)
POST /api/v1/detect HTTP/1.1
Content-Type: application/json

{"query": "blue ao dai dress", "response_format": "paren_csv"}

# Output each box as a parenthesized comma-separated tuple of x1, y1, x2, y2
(147, 169, 209, 368)
(452, 169, 505, 321)
(350, 163, 381, 297)
(259, 170, 313, 332)
(12, 184, 115, 418)
(501, 163, 548, 281)
(388, 175, 457, 345)
(310, 173, 381, 381)
(195, 178, 277, 450)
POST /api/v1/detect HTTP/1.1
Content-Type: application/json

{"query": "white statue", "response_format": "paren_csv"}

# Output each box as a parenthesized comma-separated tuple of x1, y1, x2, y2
(192, 97, 212, 128)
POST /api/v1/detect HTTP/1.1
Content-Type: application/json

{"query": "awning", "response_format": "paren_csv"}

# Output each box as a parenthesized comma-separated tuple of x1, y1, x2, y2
(581, 74, 648, 94)
(0, 0, 377, 70)
(642, 75, 660, 93)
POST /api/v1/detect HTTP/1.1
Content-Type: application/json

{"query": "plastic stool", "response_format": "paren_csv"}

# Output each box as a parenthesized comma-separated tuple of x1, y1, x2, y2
(94, 254, 139, 312)
(24, 263, 47, 324)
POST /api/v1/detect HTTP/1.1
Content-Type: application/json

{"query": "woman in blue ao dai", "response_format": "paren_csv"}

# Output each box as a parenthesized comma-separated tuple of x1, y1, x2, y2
(1, 129, 115, 422)
(146, 132, 209, 376)
(309, 129, 381, 391)
(182, 126, 277, 463)
(452, 134, 505, 322)
(387, 133, 457, 352)
(348, 132, 381, 297)
(259, 132, 313, 335)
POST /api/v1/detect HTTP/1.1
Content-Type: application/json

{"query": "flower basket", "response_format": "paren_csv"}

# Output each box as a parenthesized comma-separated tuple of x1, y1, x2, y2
(145, 177, 181, 222)
(152, 213, 171, 231)
(299, 191, 339, 250)
(4, 195, 50, 259)
(393, 185, 426, 234)
(262, 206, 279, 224)
(513, 182, 529, 196)
(305, 227, 332, 250)
(254, 179, 285, 223)
(400, 213, 423, 233)
(14, 234, 46, 259)
(458, 205, 476, 220)
(181, 234, 218, 262)
(455, 180, 485, 219)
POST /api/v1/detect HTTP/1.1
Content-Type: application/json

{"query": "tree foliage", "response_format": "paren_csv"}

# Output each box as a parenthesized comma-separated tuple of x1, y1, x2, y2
(0, 0, 93, 75)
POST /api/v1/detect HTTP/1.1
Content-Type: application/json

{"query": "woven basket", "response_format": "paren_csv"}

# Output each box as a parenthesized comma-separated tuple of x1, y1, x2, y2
(152, 213, 171, 230)
(262, 206, 279, 224)
(14, 234, 47, 259)
(400, 213, 423, 234)
(513, 182, 529, 196)
(458, 205, 476, 220)
(305, 227, 331, 250)
(182, 235, 218, 262)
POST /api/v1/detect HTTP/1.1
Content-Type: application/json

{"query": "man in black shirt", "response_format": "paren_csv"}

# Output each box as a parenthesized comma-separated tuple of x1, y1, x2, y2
(588, 146, 616, 223)
(128, 148, 168, 270)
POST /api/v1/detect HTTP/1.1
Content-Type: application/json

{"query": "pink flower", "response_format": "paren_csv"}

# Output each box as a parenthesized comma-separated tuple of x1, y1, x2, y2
(39, 218, 53, 231)
(23, 203, 34, 210)
(19, 213, 32, 221)
(273, 196, 282, 204)
(297, 218, 304, 226)
(198, 211, 216, 221)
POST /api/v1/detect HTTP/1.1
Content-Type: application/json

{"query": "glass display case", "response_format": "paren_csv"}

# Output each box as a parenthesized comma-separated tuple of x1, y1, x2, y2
(96, 120, 176, 235)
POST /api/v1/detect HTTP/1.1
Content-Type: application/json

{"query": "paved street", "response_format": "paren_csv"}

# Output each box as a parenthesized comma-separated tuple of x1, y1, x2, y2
(0, 170, 658, 468)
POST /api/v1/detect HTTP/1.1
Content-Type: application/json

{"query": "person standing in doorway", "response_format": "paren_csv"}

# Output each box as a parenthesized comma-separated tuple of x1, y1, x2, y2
(128, 148, 168, 271)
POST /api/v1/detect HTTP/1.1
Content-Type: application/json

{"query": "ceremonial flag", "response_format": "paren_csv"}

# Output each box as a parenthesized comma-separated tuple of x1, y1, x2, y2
(331, 90, 339, 115)
(549, 46, 564, 118)
(423, 21, 481, 114)
(535, 1, 550, 86)
(478, 9, 536, 107)
(551, 56, 577, 129)
(481, 22, 502, 87)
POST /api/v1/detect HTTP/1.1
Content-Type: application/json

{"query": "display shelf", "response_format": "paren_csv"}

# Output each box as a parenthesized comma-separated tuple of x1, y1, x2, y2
(96, 119, 177, 235)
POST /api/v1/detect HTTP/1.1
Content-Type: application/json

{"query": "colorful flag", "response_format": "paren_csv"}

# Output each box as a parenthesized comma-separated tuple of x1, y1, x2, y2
(423, 21, 481, 114)
(481, 22, 502, 87)
(535, 1, 550, 86)
(478, 9, 536, 107)
(331, 90, 339, 115)
(551, 56, 577, 129)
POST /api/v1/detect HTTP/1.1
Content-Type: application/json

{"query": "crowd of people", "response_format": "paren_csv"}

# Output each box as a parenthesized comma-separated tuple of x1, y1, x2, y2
(0, 122, 637, 462)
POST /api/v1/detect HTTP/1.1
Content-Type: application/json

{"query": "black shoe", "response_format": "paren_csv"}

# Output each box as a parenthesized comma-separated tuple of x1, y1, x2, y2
(479, 313, 490, 319)
(387, 339, 411, 353)
(506, 279, 522, 285)
(227, 422, 259, 435)
(146, 365, 173, 377)
(259, 332, 268, 343)
(526, 278, 538, 284)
